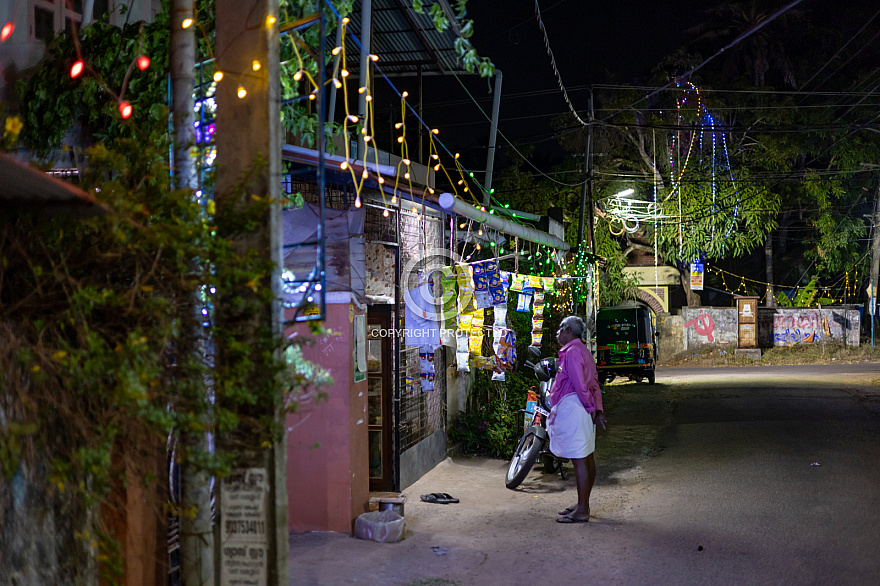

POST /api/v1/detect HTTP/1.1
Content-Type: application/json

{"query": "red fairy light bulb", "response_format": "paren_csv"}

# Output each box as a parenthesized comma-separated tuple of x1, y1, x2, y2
(137, 55, 150, 70)
(1, 22, 13, 42)
(119, 101, 133, 119)
(70, 60, 85, 78)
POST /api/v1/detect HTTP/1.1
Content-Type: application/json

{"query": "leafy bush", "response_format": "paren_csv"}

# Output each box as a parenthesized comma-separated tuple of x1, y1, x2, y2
(450, 369, 534, 459)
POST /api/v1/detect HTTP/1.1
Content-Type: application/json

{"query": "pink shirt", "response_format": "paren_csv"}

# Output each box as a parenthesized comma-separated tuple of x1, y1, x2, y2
(550, 338, 603, 414)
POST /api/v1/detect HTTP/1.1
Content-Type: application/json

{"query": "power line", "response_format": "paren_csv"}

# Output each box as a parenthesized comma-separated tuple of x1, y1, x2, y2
(594, 0, 806, 123)
(533, 0, 587, 125)
(801, 7, 880, 93)
(450, 71, 587, 187)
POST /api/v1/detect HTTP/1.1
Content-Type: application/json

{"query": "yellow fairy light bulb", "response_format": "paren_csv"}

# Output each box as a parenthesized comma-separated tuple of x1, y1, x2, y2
(383, 209, 389, 217)
(361, 127, 368, 134)
(237, 86, 247, 99)
(309, 92, 316, 100)
(342, 17, 350, 24)
(293, 70, 302, 81)
(341, 69, 350, 77)
(332, 46, 341, 56)
(370, 54, 379, 62)
(428, 188, 434, 194)
(391, 196, 396, 203)
(459, 223, 466, 229)
(340, 161, 348, 170)
(403, 159, 410, 165)
(402, 91, 409, 98)
(213, 71, 224, 82)
(434, 164, 440, 171)
(266, 15, 276, 26)
(355, 196, 362, 208)
(252, 60, 261, 71)
(394, 122, 403, 129)
(412, 207, 418, 213)
(358, 86, 366, 94)
(457, 180, 463, 185)
(431, 154, 439, 160)
(362, 170, 369, 179)
(463, 187, 469, 192)
(404, 172, 410, 179)
(476, 244, 482, 251)
(182, 18, 193, 28)
(432, 128, 439, 134)
(364, 135, 372, 142)
(379, 177, 385, 184)
(333, 79, 342, 89)
(478, 229, 483, 236)
(397, 136, 404, 143)
(455, 153, 460, 159)
(347, 114, 358, 122)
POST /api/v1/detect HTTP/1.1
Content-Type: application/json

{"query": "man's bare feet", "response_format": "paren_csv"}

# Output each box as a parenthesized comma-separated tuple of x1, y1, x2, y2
(557, 505, 589, 517)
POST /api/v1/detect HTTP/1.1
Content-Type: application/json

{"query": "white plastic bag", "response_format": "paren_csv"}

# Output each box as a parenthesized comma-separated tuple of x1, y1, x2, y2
(354, 510, 405, 543)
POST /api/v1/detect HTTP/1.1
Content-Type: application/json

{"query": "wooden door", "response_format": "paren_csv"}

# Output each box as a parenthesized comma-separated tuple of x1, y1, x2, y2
(367, 307, 394, 491)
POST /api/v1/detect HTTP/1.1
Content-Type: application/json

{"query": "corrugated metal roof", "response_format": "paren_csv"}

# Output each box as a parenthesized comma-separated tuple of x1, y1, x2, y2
(344, 0, 468, 77)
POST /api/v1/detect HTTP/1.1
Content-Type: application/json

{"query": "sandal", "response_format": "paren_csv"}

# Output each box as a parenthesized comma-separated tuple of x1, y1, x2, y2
(420, 492, 459, 504)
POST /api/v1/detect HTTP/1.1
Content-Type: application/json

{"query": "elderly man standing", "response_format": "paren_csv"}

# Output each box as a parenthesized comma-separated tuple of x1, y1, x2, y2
(548, 315, 606, 523)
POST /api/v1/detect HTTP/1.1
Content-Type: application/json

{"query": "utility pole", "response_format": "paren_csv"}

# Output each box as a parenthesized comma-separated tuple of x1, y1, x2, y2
(577, 91, 594, 252)
(577, 91, 595, 326)
(357, 0, 371, 160)
(215, 0, 288, 584)
(170, 1, 215, 584)
(870, 180, 880, 345)
(483, 70, 503, 207)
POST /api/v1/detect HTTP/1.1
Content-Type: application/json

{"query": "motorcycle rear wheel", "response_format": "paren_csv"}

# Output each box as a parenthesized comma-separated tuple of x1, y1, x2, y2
(505, 432, 542, 489)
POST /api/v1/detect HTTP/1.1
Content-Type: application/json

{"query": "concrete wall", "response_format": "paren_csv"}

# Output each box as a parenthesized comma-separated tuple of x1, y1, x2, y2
(285, 299, 369, 534)
(758, 307, 860, 347)
(400, 430, 447, 491)
(682, 307, 738, 350)
(656, 313, 683, 363)
(682, 306, 860, 351)
(444, 346, 474, 431)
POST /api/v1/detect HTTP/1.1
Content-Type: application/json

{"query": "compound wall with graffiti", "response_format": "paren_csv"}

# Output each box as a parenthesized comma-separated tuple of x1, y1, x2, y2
(682, 306, 861, 350)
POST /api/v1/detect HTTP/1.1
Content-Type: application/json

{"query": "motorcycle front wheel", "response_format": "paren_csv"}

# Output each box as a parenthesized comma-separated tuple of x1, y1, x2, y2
(505, 432, 542, 489)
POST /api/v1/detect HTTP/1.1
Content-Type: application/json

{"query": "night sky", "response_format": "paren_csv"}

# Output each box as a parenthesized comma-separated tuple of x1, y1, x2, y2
(374, 0, 880, 183)
(379, 0, 708, 177)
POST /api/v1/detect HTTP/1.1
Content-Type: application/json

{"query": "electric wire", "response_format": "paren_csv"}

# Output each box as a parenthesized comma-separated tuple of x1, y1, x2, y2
(594, 0, 806, 124)
(533, 0, 587, 125)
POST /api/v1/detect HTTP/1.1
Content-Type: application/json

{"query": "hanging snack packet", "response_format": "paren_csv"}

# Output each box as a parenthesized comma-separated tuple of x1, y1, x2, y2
(510, 274, 525, 292)
(516, 293, 532, 313)
(531, 331, 543, 347)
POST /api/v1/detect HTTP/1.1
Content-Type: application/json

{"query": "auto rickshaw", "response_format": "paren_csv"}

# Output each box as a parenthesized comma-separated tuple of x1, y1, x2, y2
(595, 303, 656, 384)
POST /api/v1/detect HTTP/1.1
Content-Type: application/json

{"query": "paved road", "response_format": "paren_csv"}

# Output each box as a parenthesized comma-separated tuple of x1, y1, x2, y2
(289, 364, 880, 585)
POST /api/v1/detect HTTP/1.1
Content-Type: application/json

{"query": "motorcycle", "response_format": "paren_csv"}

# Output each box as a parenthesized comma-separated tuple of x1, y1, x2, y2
(505, 345, 567, 489)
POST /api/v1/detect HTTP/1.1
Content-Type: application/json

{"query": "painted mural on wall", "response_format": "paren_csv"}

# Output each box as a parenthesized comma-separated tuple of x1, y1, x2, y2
(682, 307, 738, 348)
(758, 308, 859, 347)
(682, 306, 860, 349)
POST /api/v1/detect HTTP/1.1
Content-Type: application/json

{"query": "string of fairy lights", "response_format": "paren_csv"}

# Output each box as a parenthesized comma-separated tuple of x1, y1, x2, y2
(708, 265, 862, 305)
(1, 2, 598, 309)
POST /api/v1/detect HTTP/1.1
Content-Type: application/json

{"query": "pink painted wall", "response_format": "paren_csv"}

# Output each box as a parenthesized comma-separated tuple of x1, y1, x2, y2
(285, 301, 369, 534)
